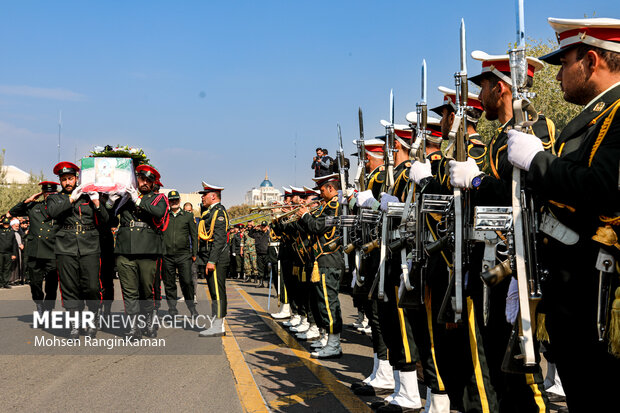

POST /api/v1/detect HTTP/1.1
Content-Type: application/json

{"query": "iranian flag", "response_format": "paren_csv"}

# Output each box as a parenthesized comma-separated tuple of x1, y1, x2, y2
(80, 157, 136, 193)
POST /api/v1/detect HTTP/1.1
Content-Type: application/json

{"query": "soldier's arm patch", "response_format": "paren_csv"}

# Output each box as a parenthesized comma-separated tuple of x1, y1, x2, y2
(430, 154, 442, 161)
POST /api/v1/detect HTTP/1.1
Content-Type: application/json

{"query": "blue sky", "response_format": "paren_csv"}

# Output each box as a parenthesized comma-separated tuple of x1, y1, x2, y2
(1, 1, 618, 205)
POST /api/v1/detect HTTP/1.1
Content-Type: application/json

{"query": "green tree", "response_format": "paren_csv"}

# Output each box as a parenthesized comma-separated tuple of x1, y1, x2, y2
(0, 150, 44, 215)
(476, 38, 581, 143)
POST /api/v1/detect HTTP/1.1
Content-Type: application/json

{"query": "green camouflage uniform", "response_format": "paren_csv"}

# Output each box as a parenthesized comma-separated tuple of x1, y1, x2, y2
(242, 231, 258, 275)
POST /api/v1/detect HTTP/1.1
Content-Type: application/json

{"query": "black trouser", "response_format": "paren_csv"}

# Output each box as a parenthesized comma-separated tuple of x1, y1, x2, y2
(200, 262, 228, 318)
(100, 249, 115, 307)
(116, 254, 158, 315)
(542, 241, 620, 413)
(257, 253, 269, 281)
(363, 297, 389, 360)
(57, 254, 101, 312)
(0, 253, 13, 287)
(162, 254, 195, 311)
(27, 258, 58, 309)
(152, 257, 163, 309)
(379, 266, 419, 371)
(310, 266, 343, 334)
(280, 259, 295, 307)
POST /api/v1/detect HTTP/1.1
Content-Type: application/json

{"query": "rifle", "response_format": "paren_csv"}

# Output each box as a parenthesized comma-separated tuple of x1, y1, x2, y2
(376, 90, 396, 301)
(356, 108, 367, 192)
(504, 0, 542, 371)
(336, 124, 350, 273)
(439, 19, 468, 323)
(397, 60, 428, 309)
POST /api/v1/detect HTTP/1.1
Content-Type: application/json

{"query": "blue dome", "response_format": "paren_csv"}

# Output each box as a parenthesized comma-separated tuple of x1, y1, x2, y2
(260, 179, 273, 187)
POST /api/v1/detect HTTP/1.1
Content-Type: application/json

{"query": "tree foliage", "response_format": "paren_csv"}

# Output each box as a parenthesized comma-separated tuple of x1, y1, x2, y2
(476, 38, 581, 143)
(0, 150, 44, 215)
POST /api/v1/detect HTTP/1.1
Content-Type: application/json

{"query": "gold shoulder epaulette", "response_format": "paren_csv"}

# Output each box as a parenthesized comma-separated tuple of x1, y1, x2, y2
(430, 154, 442, 161)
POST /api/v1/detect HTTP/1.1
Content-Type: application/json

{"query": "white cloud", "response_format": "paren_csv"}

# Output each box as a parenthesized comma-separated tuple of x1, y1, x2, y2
(0, 85, 86, 101)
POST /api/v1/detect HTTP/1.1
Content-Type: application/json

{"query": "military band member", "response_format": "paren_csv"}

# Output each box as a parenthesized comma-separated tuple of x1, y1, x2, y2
(296, 173, 344, 358)
(7, 181, 60, 313)
(162, 190, 198, 317)
(506, 17, 620, 412)
(0, 216, 18, 289)
(270, 188, 294, 319)
(47, 162, 109, 339)
(197, 182, 230, 337)
(449, 51, 553, 412)
(111, 165, 168, 340)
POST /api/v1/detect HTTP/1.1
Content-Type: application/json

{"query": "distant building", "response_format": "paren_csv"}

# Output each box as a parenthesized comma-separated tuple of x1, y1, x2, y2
(1, 165, 32, 184)
(245, 172, 282, 206)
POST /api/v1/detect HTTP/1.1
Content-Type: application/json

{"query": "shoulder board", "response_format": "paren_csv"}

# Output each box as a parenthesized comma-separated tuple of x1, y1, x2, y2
(470, 138, 484, 146)
(430, 154, 442, 161)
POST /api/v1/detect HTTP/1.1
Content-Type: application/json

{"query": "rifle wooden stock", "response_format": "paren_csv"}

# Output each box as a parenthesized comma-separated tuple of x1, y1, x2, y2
(362, 239, 380, 254)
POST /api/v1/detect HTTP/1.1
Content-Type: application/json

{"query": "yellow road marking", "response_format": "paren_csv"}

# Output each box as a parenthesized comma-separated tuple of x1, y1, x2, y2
(235, 284, 372, 413)
(202, 283, 269, 413)
(269, 386, 331, 409)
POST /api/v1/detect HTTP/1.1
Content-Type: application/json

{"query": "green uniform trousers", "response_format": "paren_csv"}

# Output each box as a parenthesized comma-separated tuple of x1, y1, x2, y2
(116, 254, 158, 315)
(27, 258, 58, 309)
(244, 250, 257, 275)
(310, 266, 343, 334)
(162, 254, 195, 310)
(57, 253, 101, 311)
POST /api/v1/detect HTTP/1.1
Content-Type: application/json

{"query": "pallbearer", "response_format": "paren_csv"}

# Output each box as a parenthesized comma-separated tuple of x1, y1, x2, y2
(197, 182, 230, 337)
(47, 162, 108, 339)
(507, 17, 620, 412)
(111, 164, 168, 340)
(8, 181, 60, 314)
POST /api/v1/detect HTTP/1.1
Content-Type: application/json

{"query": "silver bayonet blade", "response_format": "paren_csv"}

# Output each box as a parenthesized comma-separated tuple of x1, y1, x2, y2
(421, 59, 427, 103)
(460, 19, 467, 74)
(358, 107, 364, 139)
(389, 89, 394, 125)
(516, 0, 525, 47)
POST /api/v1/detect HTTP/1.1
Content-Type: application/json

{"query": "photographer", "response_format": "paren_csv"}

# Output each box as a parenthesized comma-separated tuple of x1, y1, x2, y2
(311, 147, 331, 177)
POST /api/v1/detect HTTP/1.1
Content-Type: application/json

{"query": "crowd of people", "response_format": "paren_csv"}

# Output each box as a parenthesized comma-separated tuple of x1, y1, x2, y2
(1, 15, 619, 413)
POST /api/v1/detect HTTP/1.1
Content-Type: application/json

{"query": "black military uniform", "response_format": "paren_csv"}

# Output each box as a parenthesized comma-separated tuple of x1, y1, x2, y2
(249, 223, 270, 287)
(162, 190, 198, 316)
(112, 165, 168, 339)
(197, 182, 230, 337)
(0, 217, 18, 289)
(8, 181, 60, 312)
(525, 40, 620, 409)
(47, 162, 109, 338)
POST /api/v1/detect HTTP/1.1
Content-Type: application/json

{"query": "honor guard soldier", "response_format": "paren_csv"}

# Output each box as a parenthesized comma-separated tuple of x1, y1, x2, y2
(409, 92, 498, 413)
(110, 164, 168, 340)
(162, 190, 198, 317)
(47, 162, 109, 339)
(295, 173, 344, 359)
(0, 216, 18, 289)
(449, 51, 553, 412)
(197, 182, 230, 337)
(8, 181, 60, 314)
(507, 17, 620, 412)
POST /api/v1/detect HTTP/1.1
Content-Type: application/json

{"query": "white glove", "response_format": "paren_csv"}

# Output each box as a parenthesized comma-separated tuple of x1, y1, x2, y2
(356, 190, 374, 206)
(87, 191, 99, 201)
(505, 277, 519, 325)
(337, 190, 345, 204)
(70, 185, 83, 202)
(507, 129, 544, 171)
(379, 194, 399, 212)
(409, 160, 432, 184)
(126, 186, 140, 204)
(448, 158, 480, 189)
(105, 192, 120, 209)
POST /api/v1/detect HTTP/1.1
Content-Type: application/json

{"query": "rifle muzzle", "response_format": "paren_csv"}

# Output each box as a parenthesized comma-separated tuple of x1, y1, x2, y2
(480, 258, 512, 287)
(362, 239, 380, 254)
